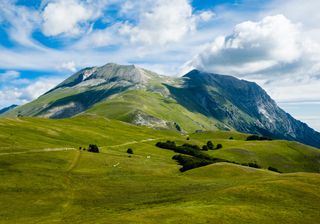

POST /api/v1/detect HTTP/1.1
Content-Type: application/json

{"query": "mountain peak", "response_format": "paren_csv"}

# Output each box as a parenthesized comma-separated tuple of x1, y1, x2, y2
(52, 63, 159, 91)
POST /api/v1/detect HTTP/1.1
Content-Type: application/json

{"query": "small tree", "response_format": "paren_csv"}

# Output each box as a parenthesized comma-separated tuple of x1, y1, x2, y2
(186, 137, 190, 140)
(229, 137, 234, 140)
(127, 148, 133, 154)
(216, 144, 222, 149)
(202, 145, 208, 151)
(207, 141, 214, 150)
(88, 144, 99, 153)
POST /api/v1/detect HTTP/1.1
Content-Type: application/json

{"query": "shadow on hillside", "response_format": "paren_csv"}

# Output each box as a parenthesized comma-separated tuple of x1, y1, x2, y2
(36, 85, 132, 119)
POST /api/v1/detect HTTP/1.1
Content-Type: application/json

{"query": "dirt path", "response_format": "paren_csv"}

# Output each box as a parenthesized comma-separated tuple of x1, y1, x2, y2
(67, 150, 81, 172)
(0, 148, 76, 156)
(107, 138, 160, 148)
(0, 138, 160, 156)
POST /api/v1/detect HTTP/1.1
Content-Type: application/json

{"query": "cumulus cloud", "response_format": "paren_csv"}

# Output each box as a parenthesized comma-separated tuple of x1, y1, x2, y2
(186, 15, 305, 75)
(183, 14, 320, 103)
(76, 0, 214, 48)
(120, 0, 214, 45)
(42, 0, 95, 36)
(0, 75, 63, 108)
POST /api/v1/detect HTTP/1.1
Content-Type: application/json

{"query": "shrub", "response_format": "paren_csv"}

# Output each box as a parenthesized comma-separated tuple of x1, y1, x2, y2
(127, 148, 133, 154)
(229, 137, 234, 140)
(186, 137, 190, 140)
(246, 135, 272, 141)
(268, 166, 281, 173)
(202, 145, 208, 151)
(242, 162, 261, 169)
(207, 141, 214, 150)
(155, 141, 176, 150)
(182, 143, 201, 151)
(88, 144, 99, 153)
(216, 144, 222, 149)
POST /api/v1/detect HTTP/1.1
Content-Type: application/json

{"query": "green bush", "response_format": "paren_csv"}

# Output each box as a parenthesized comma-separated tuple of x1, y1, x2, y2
(182, 143, 201, 150)
(216, 144, 222, 149)
(207, 141, 214, 150)
(246, 135, 272, 141)
(88, 144, 99, 153)
(127, 148, 133, 154)
(202, 145, 208, 151)
(155, 141, 176, 150)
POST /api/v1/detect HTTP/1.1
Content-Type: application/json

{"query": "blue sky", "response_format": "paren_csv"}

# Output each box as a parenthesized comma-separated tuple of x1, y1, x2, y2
(1, 0, 320, 131)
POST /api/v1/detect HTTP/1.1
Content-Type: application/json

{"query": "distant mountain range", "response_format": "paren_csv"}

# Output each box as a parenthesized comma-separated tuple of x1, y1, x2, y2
(4, 63, 320, 148)
(0, 104, 18, 115)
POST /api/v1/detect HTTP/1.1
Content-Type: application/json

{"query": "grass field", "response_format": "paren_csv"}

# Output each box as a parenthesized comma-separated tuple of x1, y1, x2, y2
(1, 116, 320, 223)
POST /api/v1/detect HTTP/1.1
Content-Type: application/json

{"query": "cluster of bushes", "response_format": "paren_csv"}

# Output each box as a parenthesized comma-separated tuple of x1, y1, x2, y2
(246, 135, 273, 141)
(156, 141, 212, 160)
(156, 141, 227, 172)
(79, 144, 100, 153)
(155, 140, 281, 173)
(240, 162, 261, 169)
(204, 141, 222, 150)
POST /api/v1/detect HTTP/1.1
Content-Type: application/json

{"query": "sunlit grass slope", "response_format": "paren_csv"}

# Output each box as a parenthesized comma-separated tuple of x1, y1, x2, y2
(1, 116, 320, 223)
(85, 90, 222, 132)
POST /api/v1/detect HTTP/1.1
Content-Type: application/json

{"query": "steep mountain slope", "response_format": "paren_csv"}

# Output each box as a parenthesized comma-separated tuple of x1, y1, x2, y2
(178, 70, 320, 147)
(4, 63, 320, 148)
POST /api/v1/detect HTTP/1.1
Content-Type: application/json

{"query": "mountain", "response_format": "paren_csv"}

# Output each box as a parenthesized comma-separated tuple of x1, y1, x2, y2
(3, 63, 320, 148)
(0, 104, 18, 115)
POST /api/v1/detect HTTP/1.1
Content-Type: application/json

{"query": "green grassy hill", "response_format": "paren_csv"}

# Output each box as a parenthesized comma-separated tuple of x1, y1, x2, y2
(85, 90, 222, 132)
(1, 116, 320, 223)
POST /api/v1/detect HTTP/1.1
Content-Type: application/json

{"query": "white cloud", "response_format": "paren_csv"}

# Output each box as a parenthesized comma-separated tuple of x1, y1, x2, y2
(76, 0, 214, 48)
(119, 0, 214, 45)
(0, 76, 63, 108)
(59, 61, 77, 72)
(42, 0, 96, 36)
(183, 14, 320, 104)
(0, 71, 20, 82)
(186, 15, 304, 75)
(0, 1, 40, 47)
(196, 11, 215, 22)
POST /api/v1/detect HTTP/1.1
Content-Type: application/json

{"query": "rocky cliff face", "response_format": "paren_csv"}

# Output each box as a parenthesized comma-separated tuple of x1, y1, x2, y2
(3, 63, 320, 148)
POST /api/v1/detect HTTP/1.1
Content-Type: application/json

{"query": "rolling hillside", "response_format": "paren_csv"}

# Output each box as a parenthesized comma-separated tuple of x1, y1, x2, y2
(0, 116, 320, 223)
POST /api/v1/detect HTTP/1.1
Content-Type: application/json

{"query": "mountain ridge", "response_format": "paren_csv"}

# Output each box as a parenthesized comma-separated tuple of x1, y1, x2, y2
(3, 63, 320, 148)
(0, 104, 18, 115)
